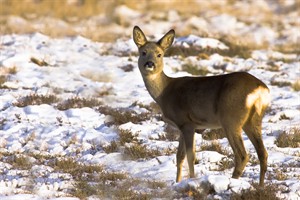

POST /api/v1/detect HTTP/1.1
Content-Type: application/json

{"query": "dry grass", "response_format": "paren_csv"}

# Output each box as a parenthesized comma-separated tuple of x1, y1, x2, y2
(124, 143, 162, 160)
(51, 157, 104, 180)
(292, 80, 300, 91)
(218, 36, 254, 59)
(275, 127, 300, 148)
(175, 180, 214, 200)
(95, 178, 170, 200)
(181, 64, 210, 76)
(131, 101, 162, 115)
(30, 57, 49, 66)
(0, 75, 8, 89)
(230, 183, 281, 200)
(73, 180, 98, 199)
(166, 35, 256, 59)
(0, 118, 7, 130)
(0, 0, 297, 55)
(7, 66, 18, 74)
(217, 157, 234, 171)
(166, 45, 223, 58)
(249, 154, 260, 166)
(200, 141, 230, 156)
(0, 66, 18, 89)
(271, 168, 288, 181)
(270, 79, 291, 88)
(202, 129, 226, 140)
(103, 128, 177, 160)
(101, 140, 118, 153)
(73, 172, 170, 199)
(279, 113, 291, 120)
(97, 106, 153, 125)
(157, 124, 180, 141)
(13, 93, 59, 107)
(56, 96, 102, 110)
(4, 154, 33, 170)
(0, 0, 106, 19)
(118, 128, 139, 146)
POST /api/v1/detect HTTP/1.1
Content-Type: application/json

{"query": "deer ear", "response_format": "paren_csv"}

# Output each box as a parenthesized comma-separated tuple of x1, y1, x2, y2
(133, 26, 147, 48)
(157, 29, 175, 50)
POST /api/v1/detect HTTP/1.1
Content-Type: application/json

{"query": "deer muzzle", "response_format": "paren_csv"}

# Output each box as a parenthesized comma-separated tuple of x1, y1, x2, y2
(144, 61, 155, 71)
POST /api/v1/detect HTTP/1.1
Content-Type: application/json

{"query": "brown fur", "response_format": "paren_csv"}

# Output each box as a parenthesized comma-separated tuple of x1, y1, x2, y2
(133, 26, 270, 187)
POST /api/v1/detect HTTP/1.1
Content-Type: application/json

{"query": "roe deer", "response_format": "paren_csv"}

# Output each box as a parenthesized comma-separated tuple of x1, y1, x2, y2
(133, 26, 270, 187)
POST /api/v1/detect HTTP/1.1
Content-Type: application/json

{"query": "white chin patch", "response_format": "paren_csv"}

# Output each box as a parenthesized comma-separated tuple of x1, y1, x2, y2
(145, 66, 154, 71)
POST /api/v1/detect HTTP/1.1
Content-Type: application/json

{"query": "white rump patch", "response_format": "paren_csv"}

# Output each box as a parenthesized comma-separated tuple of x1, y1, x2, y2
(246, 87, 270, 114)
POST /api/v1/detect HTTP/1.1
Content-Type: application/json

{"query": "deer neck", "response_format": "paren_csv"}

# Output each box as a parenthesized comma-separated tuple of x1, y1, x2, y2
(142, 71, 172, 104)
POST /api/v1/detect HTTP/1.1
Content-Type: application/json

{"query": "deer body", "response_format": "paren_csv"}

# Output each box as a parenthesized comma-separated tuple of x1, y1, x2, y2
(133, 26, 270, 186)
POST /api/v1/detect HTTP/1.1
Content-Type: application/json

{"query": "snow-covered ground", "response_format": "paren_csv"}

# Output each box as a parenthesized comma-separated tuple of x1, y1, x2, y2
(0, 0, 299, 199)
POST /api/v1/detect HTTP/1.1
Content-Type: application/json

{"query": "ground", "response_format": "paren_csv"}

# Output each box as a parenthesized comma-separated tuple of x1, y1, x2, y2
(0, 0, 299, 199)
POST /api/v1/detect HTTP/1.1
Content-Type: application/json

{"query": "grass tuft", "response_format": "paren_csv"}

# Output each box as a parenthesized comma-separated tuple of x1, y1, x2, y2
(156, 124, 180, 141)
(202, 129, 226, 140)
(118, 128, 139, 146)
(102, 140, 118, 153)
(0, 76, 7, 88)
(9, 155, 33, 170)
(97, 106, 153, 125)
(14, 93, 59, 107)
(217, 157, 234, 171)
(200, 141, 230, 156)
(230, 183, 281, 200)
(291, 80, 300, 91)
(181, 64, 210, 76)
(275, 127, 300, 148)
(52, 157, 103, 180)
(73, 180, 98, 199)
(57, 96, 102, 110)
(218, 37, 253, 59)
(30, 57, 49, 66)
(124, 143, 162, 160)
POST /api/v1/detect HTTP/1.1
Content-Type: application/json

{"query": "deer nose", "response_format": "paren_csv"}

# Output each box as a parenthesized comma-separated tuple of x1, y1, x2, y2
(144, 61, 155, 71)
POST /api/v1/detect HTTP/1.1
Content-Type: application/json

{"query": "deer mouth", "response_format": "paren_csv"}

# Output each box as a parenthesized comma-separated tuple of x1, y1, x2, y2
(144, 61, 155, 71)
(145, 65, 155, 71)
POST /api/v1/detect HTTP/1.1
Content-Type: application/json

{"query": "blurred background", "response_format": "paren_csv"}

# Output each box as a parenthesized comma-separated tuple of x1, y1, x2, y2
(0, 0, 299, 53)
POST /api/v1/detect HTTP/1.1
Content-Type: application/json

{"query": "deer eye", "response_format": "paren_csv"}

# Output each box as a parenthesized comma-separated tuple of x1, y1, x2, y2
(142, 51, 147, 56)
(157, 54, 162, 58)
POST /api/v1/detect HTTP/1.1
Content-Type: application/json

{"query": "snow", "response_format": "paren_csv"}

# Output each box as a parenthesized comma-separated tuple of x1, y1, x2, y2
(175, 35, 229, 50)
(0, 1, 300, 199)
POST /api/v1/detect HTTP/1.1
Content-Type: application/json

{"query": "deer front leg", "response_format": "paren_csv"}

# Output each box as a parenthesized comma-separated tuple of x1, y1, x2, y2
(181, 125, 196, 179)
(176, 134, 186, 182)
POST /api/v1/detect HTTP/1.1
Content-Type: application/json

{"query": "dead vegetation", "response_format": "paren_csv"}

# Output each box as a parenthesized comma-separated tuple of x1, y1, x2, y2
(118, 128, 139, 146)
(97, 105, 156, 125)
(73, 177, 170, 199)
(56, 96, 102, 110)
(0, 66, 18, 89)
(0, 75, 8, 89)
(13, 93, 103, 110)
(275, 127, 300, 148)
(292, 80, 300, 91)
(230, 183, 282, 200)
(124, 143, 163, 160)
(202, 129, 226, 140)
(30, 57, 49, 66)
(166, 35, 254, 59)
(1, 1, 299, 199)
(13, 93, 59, 107)
(200, 140, 231, 156)
(3, 154, 33, 170)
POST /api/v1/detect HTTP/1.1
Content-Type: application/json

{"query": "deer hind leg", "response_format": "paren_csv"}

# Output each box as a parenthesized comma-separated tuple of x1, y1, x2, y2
(243, 111, 268, 187)
(176, 133, 186, 182)
(223, 125, 249, 179)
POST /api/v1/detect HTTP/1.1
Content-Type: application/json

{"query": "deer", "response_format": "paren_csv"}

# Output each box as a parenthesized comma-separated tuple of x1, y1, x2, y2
(133, 26, 270, 187)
